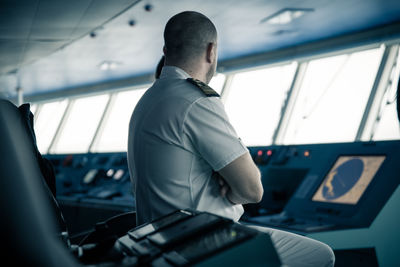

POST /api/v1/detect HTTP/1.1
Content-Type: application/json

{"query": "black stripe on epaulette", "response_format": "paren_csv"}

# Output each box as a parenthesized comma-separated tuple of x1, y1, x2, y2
(186, 78, 220, 97)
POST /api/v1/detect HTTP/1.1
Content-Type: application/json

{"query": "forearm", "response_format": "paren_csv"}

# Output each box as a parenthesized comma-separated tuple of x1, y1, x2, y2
(219, 156, 263, 203)
(226, 187, 258, 205)
(226, 190, 246, 204)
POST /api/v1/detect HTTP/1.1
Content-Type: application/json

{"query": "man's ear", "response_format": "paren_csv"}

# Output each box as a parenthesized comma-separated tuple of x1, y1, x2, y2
(206, 42, 216, 64)
(163, 45, 167, 55)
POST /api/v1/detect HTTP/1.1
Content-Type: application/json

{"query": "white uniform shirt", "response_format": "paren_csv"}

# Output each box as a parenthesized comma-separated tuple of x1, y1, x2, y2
(128, 66, 247, 226)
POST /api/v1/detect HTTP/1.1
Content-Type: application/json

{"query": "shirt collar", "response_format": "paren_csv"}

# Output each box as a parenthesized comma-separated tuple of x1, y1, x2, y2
(159, 66, 191, 80)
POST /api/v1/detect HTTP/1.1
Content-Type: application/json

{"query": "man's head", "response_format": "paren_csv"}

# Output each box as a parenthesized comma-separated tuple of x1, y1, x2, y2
(163, 11, 218, 84)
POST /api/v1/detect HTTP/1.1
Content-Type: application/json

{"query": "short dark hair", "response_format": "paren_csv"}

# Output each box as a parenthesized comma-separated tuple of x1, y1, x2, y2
(163, 11, 217, 63)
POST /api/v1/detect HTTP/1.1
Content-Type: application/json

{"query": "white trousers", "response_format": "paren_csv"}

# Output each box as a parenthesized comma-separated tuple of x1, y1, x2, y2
(246, 224, 335, 267)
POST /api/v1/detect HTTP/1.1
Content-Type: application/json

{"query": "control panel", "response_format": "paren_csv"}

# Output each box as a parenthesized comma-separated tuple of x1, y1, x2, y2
(45, 152, 134, 235)
(244, 140, 400, 233)
(45, 140, 400, 236)
(46, 152, 134, 207)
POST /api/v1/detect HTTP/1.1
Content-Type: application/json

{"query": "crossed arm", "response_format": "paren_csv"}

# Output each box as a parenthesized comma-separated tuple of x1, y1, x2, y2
(217, 152, 263, 204)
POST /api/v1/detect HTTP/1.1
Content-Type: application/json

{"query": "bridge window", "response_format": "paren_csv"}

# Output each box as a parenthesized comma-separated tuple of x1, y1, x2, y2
(30, 104, 38, 115)
(51, 94, 109, 154)
(209, 73, 226, 94)
(31, 43, 398, 154)
(224, 62, 297, 146)
(34, 100, 68, 154)
(372, 48, 400, 141)
(91, 88, 147, 152)
(282, 47, 384, 144)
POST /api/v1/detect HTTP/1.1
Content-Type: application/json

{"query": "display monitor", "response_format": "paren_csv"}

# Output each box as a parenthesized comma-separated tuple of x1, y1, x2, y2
(312, 155, 385, 205)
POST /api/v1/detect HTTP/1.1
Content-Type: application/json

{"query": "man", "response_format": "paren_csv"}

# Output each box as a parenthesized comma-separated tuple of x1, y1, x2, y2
(129, 10, 262, 225)
(128, 11, 334, 267)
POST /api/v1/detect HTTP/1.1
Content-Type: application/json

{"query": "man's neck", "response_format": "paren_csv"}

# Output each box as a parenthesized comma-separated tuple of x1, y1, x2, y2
(165, 62, 207, 84)
(185, 69, 207, 83)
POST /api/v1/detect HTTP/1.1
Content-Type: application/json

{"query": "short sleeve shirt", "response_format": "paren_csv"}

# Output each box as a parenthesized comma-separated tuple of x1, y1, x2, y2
(128, 66, 247, 226)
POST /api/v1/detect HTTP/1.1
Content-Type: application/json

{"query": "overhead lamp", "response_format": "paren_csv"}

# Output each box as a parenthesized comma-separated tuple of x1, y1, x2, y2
(89, 26, 104, 38)
(144, 3, 153, 12)
(129, 19, 136, 27)
(261, 8, 314, 25)
(99, 61, 121, 71)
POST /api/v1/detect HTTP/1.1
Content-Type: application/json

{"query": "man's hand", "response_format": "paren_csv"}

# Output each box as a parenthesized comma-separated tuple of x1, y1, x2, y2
(218, 152, 263, 204)
(213, 172, 232, 199)
(218, 177, 238, 205)
(218, 177, 230, 197)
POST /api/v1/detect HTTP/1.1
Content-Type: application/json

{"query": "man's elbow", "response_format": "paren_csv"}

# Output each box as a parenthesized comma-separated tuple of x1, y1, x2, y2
(249, 185, 263, 203)
(249, 171, 263, 203)
(243, 178, 263, 203)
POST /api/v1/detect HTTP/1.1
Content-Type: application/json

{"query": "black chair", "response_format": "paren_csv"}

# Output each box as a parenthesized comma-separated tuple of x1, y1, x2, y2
(0, 99, 79, 266)
(0, 99, 138, 266)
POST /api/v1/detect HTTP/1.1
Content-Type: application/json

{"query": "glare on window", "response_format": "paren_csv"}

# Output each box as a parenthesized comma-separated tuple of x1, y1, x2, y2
(282, 47, 384, 145)
(91, 88, 147, 152)
(51, 94, 109, 154)
(224, 63, 297, 146)
(372, 49, 400, 140)
(209, 73, 226, 94)
(34, 100, 68, 154)
(30, 103, 38, 115)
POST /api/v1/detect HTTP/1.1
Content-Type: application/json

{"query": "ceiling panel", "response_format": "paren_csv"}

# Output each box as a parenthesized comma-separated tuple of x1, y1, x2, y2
(0, 4, 36, 40)
(0, 40, 25, 74)
(22, 41, 66, 62)
(0, 0, 400, 99)
(0, 0, 38, 32)
(0, 0, 141, 97)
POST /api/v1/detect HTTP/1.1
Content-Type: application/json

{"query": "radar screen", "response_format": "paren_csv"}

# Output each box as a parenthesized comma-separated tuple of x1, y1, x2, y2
(312, 156, 385, 205)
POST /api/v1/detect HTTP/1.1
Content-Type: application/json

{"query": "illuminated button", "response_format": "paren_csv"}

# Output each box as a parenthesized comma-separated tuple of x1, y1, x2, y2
(107, 169, 115, 177)
(113, 169, 125, 180)
(254, 149, 273, 165)
(304, 150, 310, 157)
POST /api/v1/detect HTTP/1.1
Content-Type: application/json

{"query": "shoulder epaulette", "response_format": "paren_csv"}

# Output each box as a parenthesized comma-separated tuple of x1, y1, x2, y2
(186, 78, 220, 97)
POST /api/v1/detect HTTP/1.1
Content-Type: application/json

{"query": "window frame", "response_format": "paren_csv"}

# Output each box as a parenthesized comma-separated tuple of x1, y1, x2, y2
(27, 41, 399, 154)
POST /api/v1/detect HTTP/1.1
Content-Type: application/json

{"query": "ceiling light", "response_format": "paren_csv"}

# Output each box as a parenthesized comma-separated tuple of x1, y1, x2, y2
(129, 20, 136, 27)
(144, 4, 153, 12)
(99, 61, 121, 71)
(261, 8, 314, 25)
(89, 26, 104, 38)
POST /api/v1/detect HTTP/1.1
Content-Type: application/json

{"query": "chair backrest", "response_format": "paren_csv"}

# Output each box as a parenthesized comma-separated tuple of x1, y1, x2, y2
(0, 99, 79, 266)
(17, 102, 69, 240)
